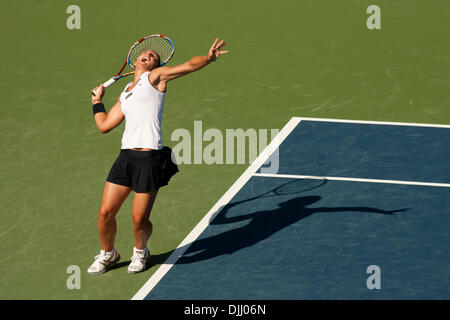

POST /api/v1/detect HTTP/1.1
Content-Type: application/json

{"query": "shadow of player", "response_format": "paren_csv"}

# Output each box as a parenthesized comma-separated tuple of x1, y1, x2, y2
(177, 195, 408, 264)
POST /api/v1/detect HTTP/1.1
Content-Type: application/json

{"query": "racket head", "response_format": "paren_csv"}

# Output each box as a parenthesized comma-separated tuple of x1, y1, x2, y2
(127, 34, 175, 70)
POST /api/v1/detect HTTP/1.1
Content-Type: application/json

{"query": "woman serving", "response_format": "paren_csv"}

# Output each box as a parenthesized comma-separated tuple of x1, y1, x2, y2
(88, 38, 228, 275)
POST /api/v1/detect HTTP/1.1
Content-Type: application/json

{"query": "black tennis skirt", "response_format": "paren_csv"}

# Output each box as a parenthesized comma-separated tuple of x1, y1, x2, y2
(106, 147, 179, 193)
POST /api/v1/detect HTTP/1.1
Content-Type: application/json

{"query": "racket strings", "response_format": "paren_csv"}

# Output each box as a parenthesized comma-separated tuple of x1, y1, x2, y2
(129, 37, 174, 68)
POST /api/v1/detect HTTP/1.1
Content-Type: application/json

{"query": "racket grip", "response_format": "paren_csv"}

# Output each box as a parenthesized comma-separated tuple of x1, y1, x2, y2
(103, 77, 116, 88)
(91, 77, 116, 96)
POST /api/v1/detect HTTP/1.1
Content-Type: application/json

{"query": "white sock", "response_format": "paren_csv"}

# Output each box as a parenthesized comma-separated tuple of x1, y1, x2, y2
(134, 247, 147, 254)
(102, 249, 114, 256)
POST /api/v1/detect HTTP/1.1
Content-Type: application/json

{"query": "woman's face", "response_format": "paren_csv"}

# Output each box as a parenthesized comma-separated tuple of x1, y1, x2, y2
(134, 50, 160, 71)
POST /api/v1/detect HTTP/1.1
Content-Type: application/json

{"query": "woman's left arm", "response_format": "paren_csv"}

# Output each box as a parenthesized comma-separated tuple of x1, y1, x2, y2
(152, 38, 228, 83)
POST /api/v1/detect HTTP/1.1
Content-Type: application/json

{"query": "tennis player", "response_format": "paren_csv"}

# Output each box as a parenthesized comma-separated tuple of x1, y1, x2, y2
(87, 38, 228, 275)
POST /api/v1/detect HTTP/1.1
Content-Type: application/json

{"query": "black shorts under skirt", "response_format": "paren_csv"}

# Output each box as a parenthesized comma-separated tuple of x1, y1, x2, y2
(106, 147, 179, 193)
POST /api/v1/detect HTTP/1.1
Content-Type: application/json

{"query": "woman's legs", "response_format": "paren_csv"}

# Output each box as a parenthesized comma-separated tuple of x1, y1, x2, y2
(131, 189, 159, 250)
(98, 182, 132, 252)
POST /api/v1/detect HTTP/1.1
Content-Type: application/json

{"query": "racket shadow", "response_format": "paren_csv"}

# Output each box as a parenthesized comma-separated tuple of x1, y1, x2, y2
(176, 185, 409, 264)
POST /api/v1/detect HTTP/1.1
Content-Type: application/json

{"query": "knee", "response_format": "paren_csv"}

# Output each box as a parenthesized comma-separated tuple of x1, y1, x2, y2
(132, 215, 151, 228)
(98, 206, 116, 220)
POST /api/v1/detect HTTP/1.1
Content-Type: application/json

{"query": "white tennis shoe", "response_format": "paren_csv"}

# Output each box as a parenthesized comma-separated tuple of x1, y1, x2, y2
(87, 248, 120, 275)
(127, 247, 150, 274)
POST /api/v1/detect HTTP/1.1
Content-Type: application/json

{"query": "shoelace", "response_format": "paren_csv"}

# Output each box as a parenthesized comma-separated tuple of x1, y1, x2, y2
(94, 252, 113, 267)
(130, 252, 146, 265)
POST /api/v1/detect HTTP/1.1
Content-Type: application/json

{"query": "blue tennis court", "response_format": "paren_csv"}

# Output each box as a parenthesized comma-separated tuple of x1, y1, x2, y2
(134, 117, 450, 300)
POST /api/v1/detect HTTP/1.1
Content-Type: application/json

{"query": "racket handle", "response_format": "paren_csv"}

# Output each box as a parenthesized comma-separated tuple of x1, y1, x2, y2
(91, 77, 116, 96)
(103, 77, 116, 88)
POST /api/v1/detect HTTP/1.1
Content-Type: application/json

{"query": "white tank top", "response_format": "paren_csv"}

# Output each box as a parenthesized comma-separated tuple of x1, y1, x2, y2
(120, 71, 165, 150)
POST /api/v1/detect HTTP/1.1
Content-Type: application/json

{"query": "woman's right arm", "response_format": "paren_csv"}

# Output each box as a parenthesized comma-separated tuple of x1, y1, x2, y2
(91, 84, 124, 134)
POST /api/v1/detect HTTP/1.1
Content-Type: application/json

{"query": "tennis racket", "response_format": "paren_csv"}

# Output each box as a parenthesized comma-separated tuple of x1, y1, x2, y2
(92, 34, 175, 96)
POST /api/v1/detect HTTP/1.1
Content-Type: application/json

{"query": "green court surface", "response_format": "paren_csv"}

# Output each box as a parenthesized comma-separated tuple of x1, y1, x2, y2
(0, 0, 449, 299)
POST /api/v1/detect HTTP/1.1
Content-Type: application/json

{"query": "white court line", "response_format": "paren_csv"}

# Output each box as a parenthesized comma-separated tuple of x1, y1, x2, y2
(131, 116, 449, 300)
(253, 173, 450, 188)
(293, 117, 450, 128)
(131, 117, 302, 300)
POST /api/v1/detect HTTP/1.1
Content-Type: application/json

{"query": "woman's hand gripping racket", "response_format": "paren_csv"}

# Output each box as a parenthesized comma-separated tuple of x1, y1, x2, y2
(92, 34, 175, 97)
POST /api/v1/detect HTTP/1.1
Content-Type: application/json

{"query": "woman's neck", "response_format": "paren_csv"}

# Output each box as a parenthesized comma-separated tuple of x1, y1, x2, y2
(133, 69, 147, 84)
